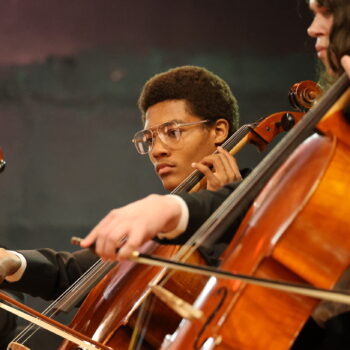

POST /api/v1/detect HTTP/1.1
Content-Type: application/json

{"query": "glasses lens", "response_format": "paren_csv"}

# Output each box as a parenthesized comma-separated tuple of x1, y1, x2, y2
(158, 122, 181, 146)
(133, 121, 184, 154)
(133, 129, 153, 154)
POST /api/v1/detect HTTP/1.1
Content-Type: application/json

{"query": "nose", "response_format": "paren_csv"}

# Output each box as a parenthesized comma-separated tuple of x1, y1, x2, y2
(307, 15, 323, 39)
(149, 134, 170, 160)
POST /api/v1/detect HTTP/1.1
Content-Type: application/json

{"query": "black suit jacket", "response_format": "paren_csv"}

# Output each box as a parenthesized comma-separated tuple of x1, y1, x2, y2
(3, 248, 98, 300)
(157, 180, 251, 265)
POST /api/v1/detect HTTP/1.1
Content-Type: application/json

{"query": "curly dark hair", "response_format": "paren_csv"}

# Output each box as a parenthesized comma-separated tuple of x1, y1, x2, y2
(313, 0, 350, 82)
(138, 66, 239, 136)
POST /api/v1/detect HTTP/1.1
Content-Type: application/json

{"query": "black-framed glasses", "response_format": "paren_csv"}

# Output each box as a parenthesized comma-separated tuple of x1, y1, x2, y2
(132, 119, 210, 155)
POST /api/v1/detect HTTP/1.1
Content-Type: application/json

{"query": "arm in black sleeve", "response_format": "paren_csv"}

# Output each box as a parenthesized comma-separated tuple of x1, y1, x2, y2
(156, 168, 252, 246)
(155, 177, 254, 265)
(3, 248, 98, 300)
(155, 181, 242, 245)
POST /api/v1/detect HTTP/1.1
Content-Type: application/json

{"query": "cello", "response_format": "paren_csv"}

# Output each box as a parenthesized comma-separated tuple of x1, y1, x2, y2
(157, 74, 350, 349)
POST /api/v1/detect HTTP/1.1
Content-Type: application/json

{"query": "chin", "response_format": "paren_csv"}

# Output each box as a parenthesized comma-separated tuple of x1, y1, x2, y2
(162, 177, 180, 192)
(163, 183, 176, 192)
(161, 179, 175, 192)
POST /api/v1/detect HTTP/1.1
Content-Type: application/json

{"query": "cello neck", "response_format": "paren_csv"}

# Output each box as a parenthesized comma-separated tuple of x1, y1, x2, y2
(171, 123, 255, 194)
(199, 73, 350, 248)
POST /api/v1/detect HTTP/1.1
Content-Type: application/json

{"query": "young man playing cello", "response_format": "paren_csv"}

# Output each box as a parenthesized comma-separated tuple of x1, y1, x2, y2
(0, 65, 243, 299)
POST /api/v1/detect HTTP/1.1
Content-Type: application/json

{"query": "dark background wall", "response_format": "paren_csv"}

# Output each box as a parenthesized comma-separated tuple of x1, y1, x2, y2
(0, 0, 317, 346)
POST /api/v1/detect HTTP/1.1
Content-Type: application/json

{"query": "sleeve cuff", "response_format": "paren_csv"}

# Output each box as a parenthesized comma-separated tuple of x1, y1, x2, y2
(5, 251, 27, 282)
(157, 194, 189, 240)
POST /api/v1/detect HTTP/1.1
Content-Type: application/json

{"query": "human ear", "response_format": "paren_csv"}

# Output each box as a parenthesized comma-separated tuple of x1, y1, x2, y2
(212, 118, 229, 145)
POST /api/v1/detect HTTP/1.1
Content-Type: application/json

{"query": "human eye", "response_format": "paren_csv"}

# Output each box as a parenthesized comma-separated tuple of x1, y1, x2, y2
(322, 8, 332, 18)
(160, 123, 181, 139)
(316, 5, 332, 17)
(134, 129, 152, 145)
(142, 133, 153, 144)
(166, 126, 181, 138)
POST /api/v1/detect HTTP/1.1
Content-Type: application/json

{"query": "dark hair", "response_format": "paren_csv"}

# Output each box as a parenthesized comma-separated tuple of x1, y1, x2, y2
(315, 0, 350, 79)
(138, 65, 239, 136)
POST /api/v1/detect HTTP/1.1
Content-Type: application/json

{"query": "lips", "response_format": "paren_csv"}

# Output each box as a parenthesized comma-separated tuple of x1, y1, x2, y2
(315, 44, 327, 54)
(315, 45, 328, 63)
(155, 163, 175, 175)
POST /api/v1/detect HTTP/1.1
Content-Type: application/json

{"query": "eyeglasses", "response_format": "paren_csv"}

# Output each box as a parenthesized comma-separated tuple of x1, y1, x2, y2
(132, 119, 210, 155)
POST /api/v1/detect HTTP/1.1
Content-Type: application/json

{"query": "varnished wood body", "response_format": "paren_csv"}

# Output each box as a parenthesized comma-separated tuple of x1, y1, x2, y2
(59, 241, 207, 350)
(162, 112, 350, 349)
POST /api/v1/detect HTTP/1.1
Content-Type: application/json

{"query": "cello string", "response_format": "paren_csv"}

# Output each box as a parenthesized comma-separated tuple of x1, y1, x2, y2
(11, 259, 107, 343)
(0, 291, 113, 350)
(172, 123, 256, 193)
(0, 303, 102, 350)
(129, 296, 158, 350)
(11, 258, 113, 344)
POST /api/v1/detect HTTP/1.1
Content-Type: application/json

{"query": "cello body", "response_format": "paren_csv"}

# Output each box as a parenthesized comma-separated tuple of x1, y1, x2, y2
(58, 241, 207, 350)
(162, 109, 350, 349)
